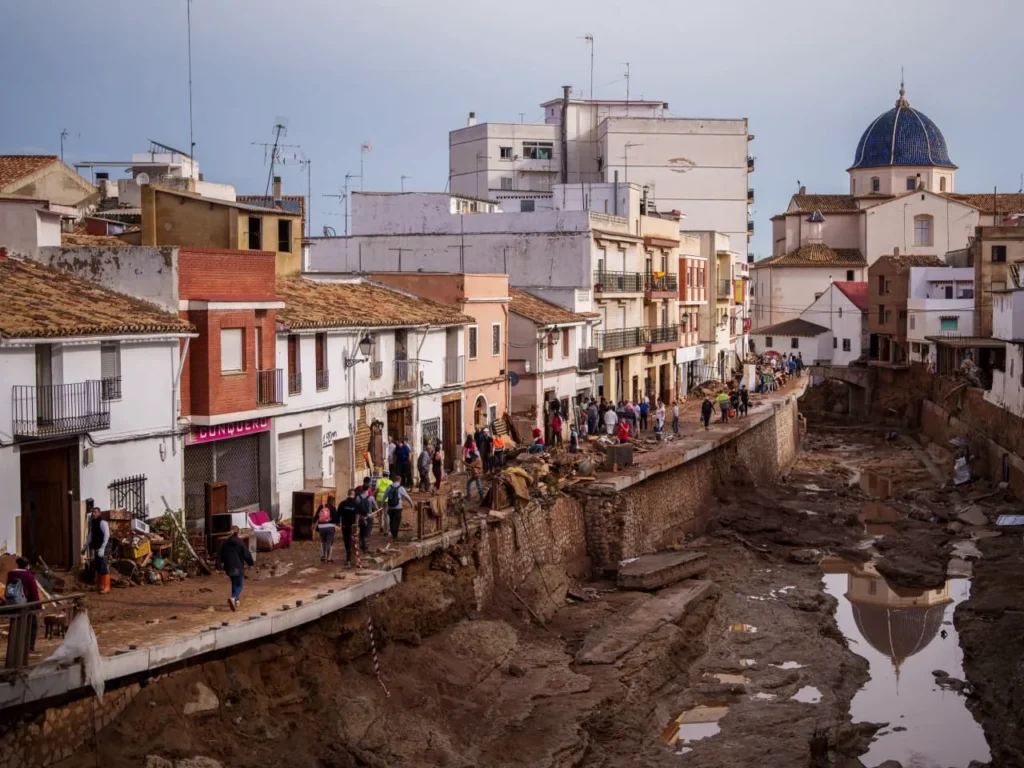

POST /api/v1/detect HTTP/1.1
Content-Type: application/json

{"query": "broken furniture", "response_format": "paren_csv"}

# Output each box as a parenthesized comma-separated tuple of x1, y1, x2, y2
(247, 511, 292, 552)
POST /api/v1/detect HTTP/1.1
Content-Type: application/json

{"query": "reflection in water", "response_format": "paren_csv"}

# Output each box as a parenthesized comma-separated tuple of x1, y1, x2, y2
(860, 471, 893, 498)
(860, 501, 899, 537)
(821, 560, 990, 767)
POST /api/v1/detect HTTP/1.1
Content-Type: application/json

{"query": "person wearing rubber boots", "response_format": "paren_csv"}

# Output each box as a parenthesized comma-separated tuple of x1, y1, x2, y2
(82, 506, 111, 594)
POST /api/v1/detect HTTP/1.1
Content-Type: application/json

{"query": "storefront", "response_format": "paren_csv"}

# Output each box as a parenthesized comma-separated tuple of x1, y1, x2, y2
(183, 417, 270, 523)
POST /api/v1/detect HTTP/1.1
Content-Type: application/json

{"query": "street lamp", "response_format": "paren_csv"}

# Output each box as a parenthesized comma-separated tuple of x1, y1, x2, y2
(345, 333, 375, 368)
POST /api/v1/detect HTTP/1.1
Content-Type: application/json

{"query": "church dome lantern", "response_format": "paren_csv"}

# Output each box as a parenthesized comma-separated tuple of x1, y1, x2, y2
(849, 82, 956, 170)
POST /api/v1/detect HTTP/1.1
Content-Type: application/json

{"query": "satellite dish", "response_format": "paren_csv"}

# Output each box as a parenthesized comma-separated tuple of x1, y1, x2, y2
(136, 172, 150, 186)
(508, 371, 520, 387)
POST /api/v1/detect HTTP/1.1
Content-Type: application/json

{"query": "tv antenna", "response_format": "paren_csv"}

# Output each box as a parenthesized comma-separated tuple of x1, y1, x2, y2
(252, 118, 300, 198)
(186, 0, 195, 159)
(580, 34, 594, 98)
(60, 129, 69, 162)
(323, 171, 361, 236)
(298, 155, 312, 238)
(360, 142, 373, 191)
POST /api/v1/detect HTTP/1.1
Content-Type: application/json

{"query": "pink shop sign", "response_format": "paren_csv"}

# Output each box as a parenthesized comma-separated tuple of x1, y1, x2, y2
(188, 418, 270, 445)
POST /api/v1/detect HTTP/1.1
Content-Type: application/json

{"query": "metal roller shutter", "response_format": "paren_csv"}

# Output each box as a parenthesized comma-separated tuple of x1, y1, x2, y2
(277, 431, 305, 520)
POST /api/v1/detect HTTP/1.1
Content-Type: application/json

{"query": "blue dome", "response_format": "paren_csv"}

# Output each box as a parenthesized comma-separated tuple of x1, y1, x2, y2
(850, 86, 955, 170)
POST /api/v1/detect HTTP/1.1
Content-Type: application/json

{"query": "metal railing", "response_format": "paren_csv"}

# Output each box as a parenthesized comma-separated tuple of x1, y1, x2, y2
(644, 272, 678, 292)
(100, 376, 121, 401)
(12, 381, 110, 439)
(2, 594, 84, 669)
(288, 371, 302, 395)
(596, 327, 645, 352)
(369, 360, 383, 379)
(645, 324, 680, 345)
(747, 156, 756, 172)
(444, 355, 465, 385)
(257, 369, 284, 406)
(593, 270, 643, 293)
(394, 360, 420, 391)
(578, 347, 599, 370)
(718, 279, 732, 297)
(316, 369, 330, 391)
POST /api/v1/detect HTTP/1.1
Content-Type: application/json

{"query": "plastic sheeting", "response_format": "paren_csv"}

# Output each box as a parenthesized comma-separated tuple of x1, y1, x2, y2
(31, 611, 104, 700)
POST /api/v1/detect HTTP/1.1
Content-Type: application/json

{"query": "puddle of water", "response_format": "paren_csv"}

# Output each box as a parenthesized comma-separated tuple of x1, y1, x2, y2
(678, 722, 720, 744)
(661, 705, 727, 747)
(706, 673, 749, 685)
(822, 562, 990, 767)
(791, 686, 822, 704)
(739, 659, 757, 668)
(772, 661, 805, 670)
(860, 501, 900, 538)
(860, 471, 893, 499)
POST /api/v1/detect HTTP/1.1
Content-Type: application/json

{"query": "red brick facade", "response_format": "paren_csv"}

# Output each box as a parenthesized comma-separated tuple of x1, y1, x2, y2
(178, 247, 278, 301)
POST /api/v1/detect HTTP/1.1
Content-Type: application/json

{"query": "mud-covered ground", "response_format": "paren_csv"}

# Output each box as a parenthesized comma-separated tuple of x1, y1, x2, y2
(55, 424, 1016, 768)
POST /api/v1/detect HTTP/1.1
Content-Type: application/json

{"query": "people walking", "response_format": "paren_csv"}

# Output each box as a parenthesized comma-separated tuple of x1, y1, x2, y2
(717, 392, 731, 423)
(639, 398, 650, 431)
(82, 506, 111, 594)
(417, 442, 432, 492)
(655, 401, 666, 434)
(604, 405, 618, 435)
(739, 384, 750, 417)
(338, 489, 358, 568)
(569, 425, 579, 454)
(386, 435, 397, 479)
(463, 434, 477, 463)
(672, 402, 680, 434)
(479, 428, 494, 471)
(551, 412, 563, 446)
(493, 434, 505, 468)
(701, 397, 714, 430)
(315, 499, 339, 562)
(384, 477, 414, 543)
(375, 471, 393, 534)
(395, 438, 413, 488)
(356, 479, 376, 554)
(215, 526, 254, 611)
(587, 401, 599, 436)
(466, 451, 485, 501)
(432, 443, 445, 492)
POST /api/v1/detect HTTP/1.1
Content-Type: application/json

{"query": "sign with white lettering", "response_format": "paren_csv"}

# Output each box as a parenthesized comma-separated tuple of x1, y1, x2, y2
(187, 418, 271, 445)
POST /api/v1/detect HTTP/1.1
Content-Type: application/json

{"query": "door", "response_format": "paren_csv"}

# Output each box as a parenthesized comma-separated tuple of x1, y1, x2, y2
(387, 407, 409, 442)
(277, 431, 305, 519)
(472, 397, 487, 430)
(20, 446, 74, 568)
(204, 481, 228, 552)
(333, 438, 352, 493)
(442, 401, 460, 472)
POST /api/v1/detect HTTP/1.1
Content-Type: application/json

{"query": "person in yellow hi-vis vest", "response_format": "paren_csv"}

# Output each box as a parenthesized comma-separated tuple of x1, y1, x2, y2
(375, 471, 393, 535)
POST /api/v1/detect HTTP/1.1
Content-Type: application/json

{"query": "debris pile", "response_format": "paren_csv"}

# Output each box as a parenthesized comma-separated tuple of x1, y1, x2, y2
(93, 509, 211, 589)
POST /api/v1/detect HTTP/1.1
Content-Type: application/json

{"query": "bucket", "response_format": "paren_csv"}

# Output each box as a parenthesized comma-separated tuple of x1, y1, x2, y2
(728, 408, 736, 418)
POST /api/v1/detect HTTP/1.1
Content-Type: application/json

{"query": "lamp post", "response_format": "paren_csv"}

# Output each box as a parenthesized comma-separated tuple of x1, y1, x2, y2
(345, 333, 375, 368)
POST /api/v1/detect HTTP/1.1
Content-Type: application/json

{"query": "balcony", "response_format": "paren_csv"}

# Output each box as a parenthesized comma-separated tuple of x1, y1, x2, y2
(315, 369, 330, 391)
(394, 359, 420, 392)
(747, 220, 754, 237)
(596, 327, 645, 354)
(593, 270, 643, 294)
(369, 360, 383, 379)
(643, 271, 678, 301)
(443, 355, 465, 385)
(288, 371, 302, 396)
(747, 156, 756, 172)
(747, 188, 754, 204)
(100, 376, 121, 401)
(718, 279, 733, 299)
(257, 369, 284, 406)
(645, 324, 679, 352)
(578, 347, 599, 371)
(12, 381, 110, 439)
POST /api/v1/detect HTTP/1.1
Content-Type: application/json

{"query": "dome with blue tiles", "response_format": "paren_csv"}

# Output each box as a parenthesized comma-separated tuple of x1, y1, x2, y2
(850, 83, 955, 170)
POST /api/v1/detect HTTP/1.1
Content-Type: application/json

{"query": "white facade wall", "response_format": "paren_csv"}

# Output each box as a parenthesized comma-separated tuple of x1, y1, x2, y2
(992, 289, 1024, 342)
(751, 330, 832, 362)
(849, 165, 956, 197)
(777, 212, 862, 256)
(986, 343, 1024, 418)
(863, 195, 978, 267)
(0, 200, 61, 252)
(751, 267, 865, 330)
(801, 286, 865, 366)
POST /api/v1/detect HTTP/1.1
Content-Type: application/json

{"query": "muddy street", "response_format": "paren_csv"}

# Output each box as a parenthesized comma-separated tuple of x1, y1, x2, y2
(54, 422, 1014, 768)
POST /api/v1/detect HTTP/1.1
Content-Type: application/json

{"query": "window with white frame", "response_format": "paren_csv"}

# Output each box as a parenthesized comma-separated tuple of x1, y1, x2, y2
(221, 328, 244, 372)
(500, 177, 513, 190)
(491, 323, 501, 356)
(499, 146, 513, 160)
(522, 141, 553, 160)
(100, 341, 122, 400)
(914, 215, 933, 247)
(468, 326, 478, 360)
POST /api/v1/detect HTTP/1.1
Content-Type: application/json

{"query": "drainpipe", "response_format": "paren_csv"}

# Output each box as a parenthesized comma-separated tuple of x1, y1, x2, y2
(560, 85, 571, 185)
(613, 171, 619, 216)
(171, 337, 192, 457)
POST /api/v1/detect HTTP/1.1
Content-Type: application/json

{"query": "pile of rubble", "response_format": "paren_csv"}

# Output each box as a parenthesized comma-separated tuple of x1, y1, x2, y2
(99, 510, 208, 589)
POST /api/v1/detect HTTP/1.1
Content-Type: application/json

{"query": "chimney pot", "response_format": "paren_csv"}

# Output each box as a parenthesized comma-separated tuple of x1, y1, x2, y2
(799, 185, 806, 195)
(467, 111, 477, 127)
(273, 176, 282, 201)
(894, 246, 900, 257)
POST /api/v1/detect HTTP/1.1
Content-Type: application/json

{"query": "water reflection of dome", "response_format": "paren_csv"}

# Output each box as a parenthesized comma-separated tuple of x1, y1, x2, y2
(849, 601, 946, 666)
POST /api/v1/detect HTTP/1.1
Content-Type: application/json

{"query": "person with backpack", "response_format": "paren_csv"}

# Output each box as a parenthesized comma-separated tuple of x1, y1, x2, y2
(356, 479, 376, 555)
(700, 396, 714, 431)
(82, 506, 111, 594)
(466, 451, 485, 502)
(338, 489, 358, 568)
(384, 477, 414, 543)
(215, 527, 254, 612)
(5, 558, 41, 652)
(315, 499, 339, 563)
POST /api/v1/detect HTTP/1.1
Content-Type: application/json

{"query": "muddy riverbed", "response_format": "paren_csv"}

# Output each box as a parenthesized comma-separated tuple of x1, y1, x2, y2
(58, 424, 1018, 768)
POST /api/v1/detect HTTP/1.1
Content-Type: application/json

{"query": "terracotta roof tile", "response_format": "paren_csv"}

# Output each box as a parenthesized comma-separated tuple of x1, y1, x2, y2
(61, 232, 130, 247)
(833, 281, 868, 311)
(872, 253, 943, 270)
(0, 156, 59, 189)
(275, 277, 473, 330)
(754, 244, 866, 268)
(789, 194, 859, 213)
(509, 290, 586, 326)
(0, 256, 193, 338)
(752, 318, 830, 337)
(946, 193, 1024, 215)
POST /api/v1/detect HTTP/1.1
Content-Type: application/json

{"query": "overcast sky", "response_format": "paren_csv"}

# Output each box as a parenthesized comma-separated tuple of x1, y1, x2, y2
(3, 0, 1022, 256)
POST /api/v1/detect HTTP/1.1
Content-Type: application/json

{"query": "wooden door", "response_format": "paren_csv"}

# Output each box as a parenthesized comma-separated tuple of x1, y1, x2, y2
(387, 407, 408, 442)
(20, 446, 73, 567)
(442, 401, 459, 472)
(205, 481, 228, 552)
(333, 437, 352, 492)
(292, 491, 315, 540)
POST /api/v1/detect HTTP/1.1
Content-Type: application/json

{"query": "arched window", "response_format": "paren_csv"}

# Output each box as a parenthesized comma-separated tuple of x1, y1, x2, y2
(914, 214, 934, 247)
(940, 177, 947, 192)
(871, 177, 880, 193)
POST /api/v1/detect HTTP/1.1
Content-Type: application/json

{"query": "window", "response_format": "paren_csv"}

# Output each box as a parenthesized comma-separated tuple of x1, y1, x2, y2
(906, 176, 917, 191)
(499, 146, 513, 160)
(940, 177, 947, 192)
(546, 331, 555, 360)
(940, 316, 959, 331)
(520, 199, 535, 213)
(100, 341, 121, 400)
(562, 327, 570, 357)
(109, 475, 147, 521)
(871, 177, 880, 193)
(914, 215, 933, 247)
(992, 245, 1007, 263)
(221, 328, 243, 372)
(833, 337, 837, 349)
(315, 332, 328, 390)
(838, 307, 843, 318)
(491, 323, 501, 356)
(247, 216, 262, 250)
(878, 305, 886, 324)
(278, 219, 292, 252)
(878, 275, 886, 295)
(842, 339, 851, 351)
(489, 404, 497, 424)
(254, 326, 262, 369)
(790, 338, 799, 349)
(885, 279, 892, 294)
(765, 336, 773, 347)
(468, 326, 478, 359)
(898, 309, 907, 322)
(500, 177, 513, 190)
(522, 141, 553, 160)
(909, 314, 915, 329)
(287, 334, 301, 394)
(846, 270, 855, 281)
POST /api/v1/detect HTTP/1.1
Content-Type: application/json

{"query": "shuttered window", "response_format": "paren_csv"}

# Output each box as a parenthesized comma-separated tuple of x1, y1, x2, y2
(221, 329, 244, 372)
(101, 342, 121, 400)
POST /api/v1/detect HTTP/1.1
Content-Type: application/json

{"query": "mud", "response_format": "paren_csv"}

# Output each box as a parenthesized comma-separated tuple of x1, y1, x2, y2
(45, 423, 1017, 768)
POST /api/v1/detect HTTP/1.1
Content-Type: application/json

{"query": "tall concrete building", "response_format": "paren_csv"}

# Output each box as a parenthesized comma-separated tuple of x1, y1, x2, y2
(449, 89, 753, 260)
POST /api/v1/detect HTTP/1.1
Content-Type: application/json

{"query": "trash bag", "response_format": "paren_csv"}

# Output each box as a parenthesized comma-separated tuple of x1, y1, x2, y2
(953, 457, 971, 486)
(31, 610, 104, 700)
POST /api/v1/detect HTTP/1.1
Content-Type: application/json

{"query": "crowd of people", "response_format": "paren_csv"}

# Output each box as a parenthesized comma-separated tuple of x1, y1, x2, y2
(754, 351, 805, 393)
(573, 395, 682, 444)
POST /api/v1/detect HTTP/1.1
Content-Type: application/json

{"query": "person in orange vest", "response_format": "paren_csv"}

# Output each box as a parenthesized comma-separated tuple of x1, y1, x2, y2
(492, 435, 505, 468)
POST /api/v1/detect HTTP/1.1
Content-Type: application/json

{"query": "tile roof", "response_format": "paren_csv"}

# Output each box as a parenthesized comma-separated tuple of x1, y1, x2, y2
(873, 253, 943, 270)
(61, 231, 130, 247)
(275, 277, 473, 330)
(509, 289, 586, 326)
(0, 256, 193, 339)
(752, 318, 830, 338)
(789, 194, 859, 214)
(946, 193, 1024, 215)
(832, 281, 868, 311)
(753, 244, 866, 268)
(0, 156, 59, 189)
(236, 194, 306, 222)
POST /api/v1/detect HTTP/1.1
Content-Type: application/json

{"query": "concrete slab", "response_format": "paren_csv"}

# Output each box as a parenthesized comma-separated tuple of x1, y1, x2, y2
(576, 580, 717, 664)
(617, 551, 708, 591)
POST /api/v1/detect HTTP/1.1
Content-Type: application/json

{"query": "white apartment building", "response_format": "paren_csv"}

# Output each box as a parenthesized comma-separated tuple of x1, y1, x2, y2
(309, 184, 683, 403)
(906, 267, 975, 366)
(449, 91, 753, 259)
(0, 255, 193, 568)
(986, 288, 1024, 417)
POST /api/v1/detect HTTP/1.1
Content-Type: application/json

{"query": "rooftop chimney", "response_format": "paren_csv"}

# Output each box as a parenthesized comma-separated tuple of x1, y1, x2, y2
(894, 246, 900, 257)
(467, 111, 477, 127)
(799, 185, 806, 195)
(273, 176, 282, 202)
